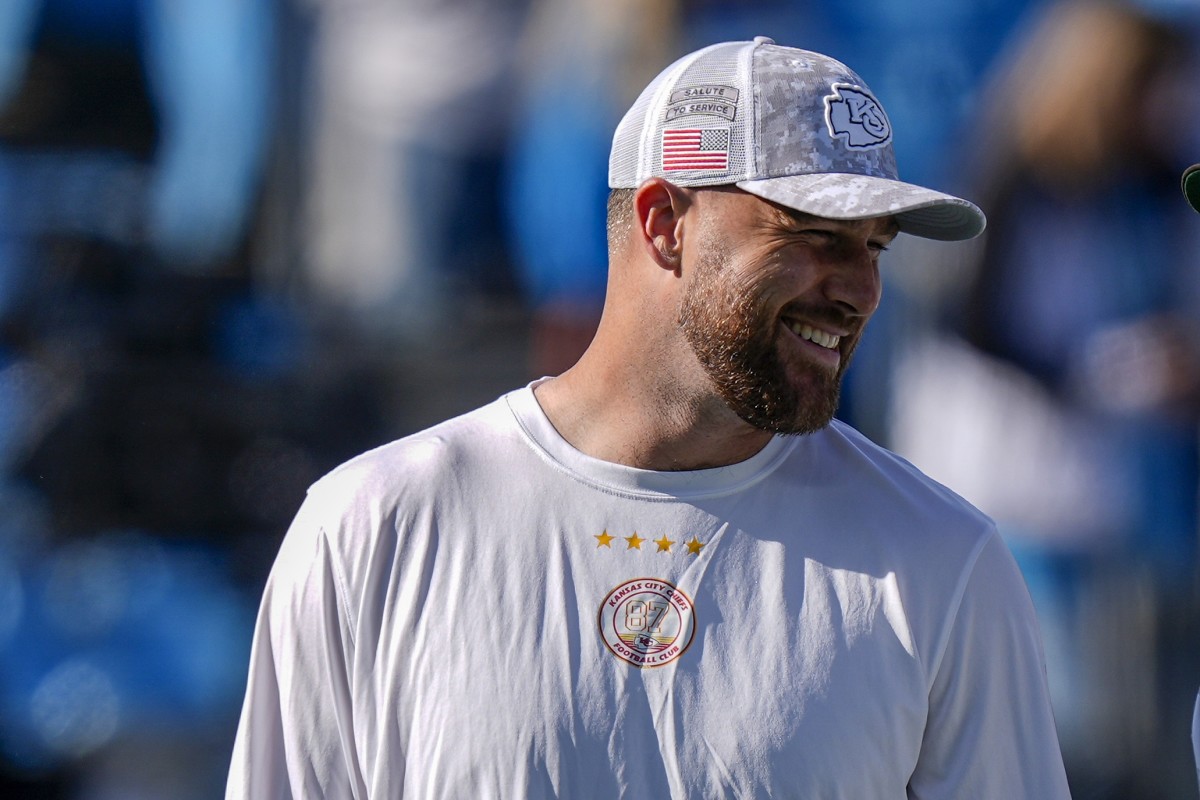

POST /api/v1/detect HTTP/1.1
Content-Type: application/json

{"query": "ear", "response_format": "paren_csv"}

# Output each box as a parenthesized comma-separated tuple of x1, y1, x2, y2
(634, 178, 691, 272)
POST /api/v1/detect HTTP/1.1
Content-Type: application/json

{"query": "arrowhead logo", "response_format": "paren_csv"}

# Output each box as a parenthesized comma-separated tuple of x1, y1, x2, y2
(824, 83, 891, 149)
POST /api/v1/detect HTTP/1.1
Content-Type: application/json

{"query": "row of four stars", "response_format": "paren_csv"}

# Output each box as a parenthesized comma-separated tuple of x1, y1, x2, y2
(594, 530, 705, 555)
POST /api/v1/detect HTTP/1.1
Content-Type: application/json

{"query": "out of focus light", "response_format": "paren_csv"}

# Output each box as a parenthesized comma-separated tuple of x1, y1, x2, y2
(0, 359, 43, 471)
(0, 554, 22, 646)
(43, 540, 131, 640)
(228, 437, 320, 525)
(30, 658, 121, 758)
(215, 294, 309, 378)
(42, 532, 173, 641)
(0, 357, 81, 479)
(0, 480, 51, 565)
(0, 530, 254, 775)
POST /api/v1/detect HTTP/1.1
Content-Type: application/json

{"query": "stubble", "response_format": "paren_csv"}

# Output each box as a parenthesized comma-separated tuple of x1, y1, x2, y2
(677, 242, 850, 436)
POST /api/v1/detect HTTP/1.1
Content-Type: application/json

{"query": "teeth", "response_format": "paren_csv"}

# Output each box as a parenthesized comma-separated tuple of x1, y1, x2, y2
(788, 321, 840, 349)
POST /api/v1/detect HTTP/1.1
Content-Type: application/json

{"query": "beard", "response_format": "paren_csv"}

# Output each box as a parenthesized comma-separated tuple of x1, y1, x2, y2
(677, 243, 856, 436)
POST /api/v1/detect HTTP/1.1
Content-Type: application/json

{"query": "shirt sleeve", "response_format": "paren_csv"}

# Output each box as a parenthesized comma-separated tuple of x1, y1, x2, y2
(226, 493, 367, 800)
(908, 529, 1071, 799)
(1191, 690, 1200, 791)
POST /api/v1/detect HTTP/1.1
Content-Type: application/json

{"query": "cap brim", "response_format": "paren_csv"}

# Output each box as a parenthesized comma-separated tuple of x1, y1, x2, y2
(1182, 164, 1200, 213)
(736, 173, 986, 241)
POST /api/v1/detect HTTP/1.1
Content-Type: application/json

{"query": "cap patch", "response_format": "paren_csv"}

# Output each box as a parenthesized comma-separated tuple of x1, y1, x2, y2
(666, 85, 739, 122)
(662, 127, 730, 172)
(824, 83, 891, 149)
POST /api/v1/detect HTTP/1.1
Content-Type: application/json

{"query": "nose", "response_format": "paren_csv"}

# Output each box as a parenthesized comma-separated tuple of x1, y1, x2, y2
(821, 243, 882, 318)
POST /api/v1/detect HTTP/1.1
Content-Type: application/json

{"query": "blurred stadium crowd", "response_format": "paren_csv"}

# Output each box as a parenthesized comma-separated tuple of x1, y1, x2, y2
(0, 0, 1198, 797)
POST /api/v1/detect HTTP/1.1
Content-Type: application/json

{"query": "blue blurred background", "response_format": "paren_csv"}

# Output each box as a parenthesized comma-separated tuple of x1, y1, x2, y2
(0, 0, 1199, 797)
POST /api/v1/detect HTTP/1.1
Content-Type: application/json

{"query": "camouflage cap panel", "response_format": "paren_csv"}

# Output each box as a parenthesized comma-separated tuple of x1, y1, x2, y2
(753, 46, 899, 182)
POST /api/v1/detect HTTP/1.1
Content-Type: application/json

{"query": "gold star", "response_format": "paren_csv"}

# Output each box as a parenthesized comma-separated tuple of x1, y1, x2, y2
(595, 530, 614, 548)
(655, 535, 675, 553)
(686, 537, 705, 556)
(625, 532, 644, 550)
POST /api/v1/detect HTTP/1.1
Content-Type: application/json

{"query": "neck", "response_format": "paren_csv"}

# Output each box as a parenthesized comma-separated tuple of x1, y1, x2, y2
(533, 345, 774, 472)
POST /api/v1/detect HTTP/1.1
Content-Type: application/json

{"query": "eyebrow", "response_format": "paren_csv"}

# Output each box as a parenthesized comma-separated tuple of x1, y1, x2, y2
(772, 206, 900, 239)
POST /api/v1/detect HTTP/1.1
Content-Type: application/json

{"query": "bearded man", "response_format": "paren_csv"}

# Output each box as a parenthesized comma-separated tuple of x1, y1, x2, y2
(227, 38, 1070, 799)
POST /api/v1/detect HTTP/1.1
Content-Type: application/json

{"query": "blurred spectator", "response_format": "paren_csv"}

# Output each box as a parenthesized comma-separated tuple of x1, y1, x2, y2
(0, 1, 546, 793)
(0, 0, 274, 276)
(0, 1, 374, 797)
(889, 2, 1200, 796)
(297, 0, 532, 342)
(504, 0, 681, 377)
(0, 0, 293, 547)
(809, 0, 1044, 443)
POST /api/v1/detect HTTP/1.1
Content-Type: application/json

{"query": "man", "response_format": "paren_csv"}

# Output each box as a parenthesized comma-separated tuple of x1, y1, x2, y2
(227, 38, 1070, 798)
(1185, 162, 1200, 796)
(1184, 163, 1200, 213)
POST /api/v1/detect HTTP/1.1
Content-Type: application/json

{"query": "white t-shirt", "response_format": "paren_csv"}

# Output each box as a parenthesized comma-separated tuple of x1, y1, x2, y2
(226, 384, 1070, 799)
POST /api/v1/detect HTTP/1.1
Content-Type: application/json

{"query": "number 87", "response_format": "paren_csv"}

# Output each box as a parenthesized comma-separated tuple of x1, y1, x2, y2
(625, 600, 668, 632)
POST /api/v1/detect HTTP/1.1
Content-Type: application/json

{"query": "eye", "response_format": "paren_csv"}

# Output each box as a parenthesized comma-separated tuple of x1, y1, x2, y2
(797, 229, 838, 244)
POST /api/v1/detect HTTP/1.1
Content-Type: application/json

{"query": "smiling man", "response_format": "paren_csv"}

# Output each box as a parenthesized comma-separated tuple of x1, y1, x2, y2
(228, 38, 1070, 799)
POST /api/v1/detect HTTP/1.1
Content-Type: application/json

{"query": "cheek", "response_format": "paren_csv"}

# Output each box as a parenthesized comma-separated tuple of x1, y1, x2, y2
(720, 272, 779, 330)
(761, 245, 830, 291)
(725, 254, 796, 308)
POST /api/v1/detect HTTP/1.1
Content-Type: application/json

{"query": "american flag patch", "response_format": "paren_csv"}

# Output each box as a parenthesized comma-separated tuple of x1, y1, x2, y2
(662, 128, 730, 172)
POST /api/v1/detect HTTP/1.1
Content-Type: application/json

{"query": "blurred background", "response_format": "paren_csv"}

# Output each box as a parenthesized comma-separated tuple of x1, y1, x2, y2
(0, 0, 1198, 797)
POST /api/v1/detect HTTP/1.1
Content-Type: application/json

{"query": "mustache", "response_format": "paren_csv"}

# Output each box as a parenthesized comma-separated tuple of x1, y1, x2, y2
(776, 301, 859, 333)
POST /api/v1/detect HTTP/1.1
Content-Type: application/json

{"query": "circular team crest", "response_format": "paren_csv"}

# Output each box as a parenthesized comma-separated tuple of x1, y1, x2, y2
(598, 578, 696, 668)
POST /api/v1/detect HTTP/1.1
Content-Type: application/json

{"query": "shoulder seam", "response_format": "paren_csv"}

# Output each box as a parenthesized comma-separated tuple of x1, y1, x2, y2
(922, 525, 995, 691)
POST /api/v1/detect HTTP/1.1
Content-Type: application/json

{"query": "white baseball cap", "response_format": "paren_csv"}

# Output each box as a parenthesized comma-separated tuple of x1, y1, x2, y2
(608, 37, 986, 241)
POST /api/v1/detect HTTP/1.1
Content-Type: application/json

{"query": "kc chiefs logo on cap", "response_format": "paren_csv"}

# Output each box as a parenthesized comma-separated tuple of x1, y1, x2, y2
(823, 83, 891, 149)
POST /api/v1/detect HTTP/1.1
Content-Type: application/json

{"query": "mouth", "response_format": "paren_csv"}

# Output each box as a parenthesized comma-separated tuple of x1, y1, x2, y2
(780, 318, 844, 369)
(787, 321, 840, 349)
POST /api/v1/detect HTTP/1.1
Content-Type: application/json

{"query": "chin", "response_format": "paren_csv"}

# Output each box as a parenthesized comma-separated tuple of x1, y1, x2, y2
(735, 375, 841, 436)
